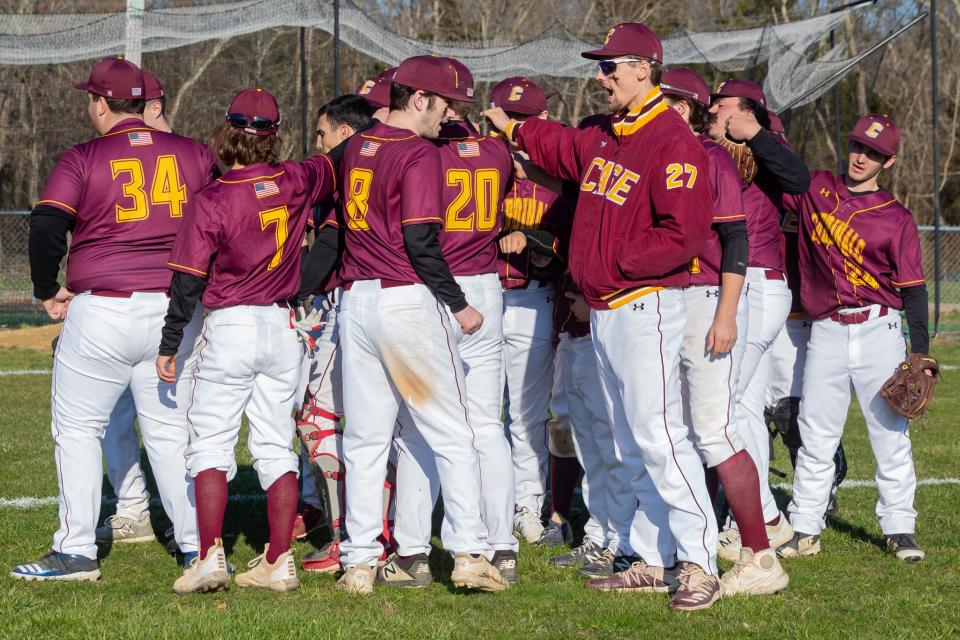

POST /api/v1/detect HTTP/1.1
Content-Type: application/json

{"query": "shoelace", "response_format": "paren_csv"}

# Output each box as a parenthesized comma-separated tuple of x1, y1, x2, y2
(677, 567, 713, 598)
(246, 554, 265, 570)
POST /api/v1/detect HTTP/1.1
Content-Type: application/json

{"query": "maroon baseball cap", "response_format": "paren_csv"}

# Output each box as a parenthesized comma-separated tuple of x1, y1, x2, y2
(226, 88, 281, 136)
(489, 77, 550, 116)
(142, 69, 164, 101)
(848, 113, 899, 157)
(393, 55, 475, 103)
(711, 78, 767, 108)
(581, 23, 663, 63)
(356, 67, 395, 109)
(768, 111, 785, 135)
(659, 67, 710, 107)
(74, 56, 145, 100)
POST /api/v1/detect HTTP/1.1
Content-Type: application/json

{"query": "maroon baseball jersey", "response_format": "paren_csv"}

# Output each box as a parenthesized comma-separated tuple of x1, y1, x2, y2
(435, 121, 513, 277)
(36, 118, 218, 293)
(689, 135, 747, 287)
(512, 87, 713, 309)
(498, 177, 574, 288)
(741, 137, 791, 274)
(782, 170, 925, 319)
(338, 122, 444, 284)
(167, 156, 336, 309)
(780, 208, 804, 313)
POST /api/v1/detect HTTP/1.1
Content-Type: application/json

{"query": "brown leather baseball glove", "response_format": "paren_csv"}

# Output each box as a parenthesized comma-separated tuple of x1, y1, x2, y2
(880, 353, 941, 419)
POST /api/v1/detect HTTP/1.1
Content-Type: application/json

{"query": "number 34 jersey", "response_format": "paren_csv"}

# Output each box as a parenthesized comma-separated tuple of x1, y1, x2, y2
(167, 156, 337, 309)
(37, 118, 219, 294)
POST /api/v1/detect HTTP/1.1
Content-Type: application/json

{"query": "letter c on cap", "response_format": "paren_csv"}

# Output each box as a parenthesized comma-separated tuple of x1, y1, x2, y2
(358, 80, 374, 95)
(509, 86, 524, 102)
(865, 122, 884, 139)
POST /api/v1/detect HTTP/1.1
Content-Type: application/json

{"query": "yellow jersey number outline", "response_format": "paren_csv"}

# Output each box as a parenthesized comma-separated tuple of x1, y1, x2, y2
(259, 206, 289, 271)
(110, 155, 188, 223)
(346, 168, 373, 231)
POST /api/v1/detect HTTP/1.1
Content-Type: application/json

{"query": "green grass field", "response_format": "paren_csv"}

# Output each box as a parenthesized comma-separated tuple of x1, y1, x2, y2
(1, 340, 959, 639)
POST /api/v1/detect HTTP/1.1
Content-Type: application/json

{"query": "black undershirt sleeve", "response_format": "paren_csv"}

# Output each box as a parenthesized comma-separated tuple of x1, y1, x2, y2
(28, 205, 75, 300)
(715, 219, 749, 276)
(402, 223, 467, 313)
(900, 285, 930, 355)
(159, 272, 206, 357)
(519, 228, 558, 258)
(747, 129, 811, 195)
(298, 225, 342, 301)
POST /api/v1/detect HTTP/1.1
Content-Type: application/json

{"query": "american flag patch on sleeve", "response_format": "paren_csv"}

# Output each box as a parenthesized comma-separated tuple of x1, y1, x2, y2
(360, 140, 381, 157)
(457, 140, 480, 157)
(254, 180, 280, 198)
(128, 131, 153, 146)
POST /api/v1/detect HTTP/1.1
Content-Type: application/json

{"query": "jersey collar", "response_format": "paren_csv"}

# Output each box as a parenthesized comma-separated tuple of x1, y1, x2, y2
(102, 118, 151, 137)
(612, 86, 669, 138)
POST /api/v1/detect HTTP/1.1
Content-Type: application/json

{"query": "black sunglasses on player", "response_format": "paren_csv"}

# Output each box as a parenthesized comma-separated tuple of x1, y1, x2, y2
(597, 57, 645, 77)
(226, 112, 281, 131)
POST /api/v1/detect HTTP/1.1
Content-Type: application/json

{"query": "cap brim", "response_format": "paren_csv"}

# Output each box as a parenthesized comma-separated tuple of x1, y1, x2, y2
(581, 48, 618, 60)
(73, 82, 91, 91)
(846, 133, 894, 157)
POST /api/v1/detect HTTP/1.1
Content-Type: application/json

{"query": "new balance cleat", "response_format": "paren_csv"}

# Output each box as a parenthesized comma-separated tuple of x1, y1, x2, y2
(95, 513, 156, 544)
(377, 553, 432, 588)
(578, 548, 615, 579)
(777, 532, 821, 558)
(11, 552, 100, 582)
(492, 549, 518, 584)
(884, 533, 924, 562)
(549, 540, 604, 569)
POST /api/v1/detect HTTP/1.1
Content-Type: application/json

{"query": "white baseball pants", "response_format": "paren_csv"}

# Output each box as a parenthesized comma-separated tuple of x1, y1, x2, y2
(339, 281, 492, 567)
(502, 282, 555, 515)
(102, 387, 151, 520)
(592, 289, 718, 573)
(559, 334, 635, 554)
(394, 274, 516, 555)
(681, 286, 749, 468)
(51, 292, 200, 559)
(185, 304, 303, 491)
(766, 317, 813, 404)
(737, 268, 792, 521)
(789, 308, 917, 536)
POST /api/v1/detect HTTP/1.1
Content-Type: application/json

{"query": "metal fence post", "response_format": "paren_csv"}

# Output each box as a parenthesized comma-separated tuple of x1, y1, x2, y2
(931, 0, 942, 337)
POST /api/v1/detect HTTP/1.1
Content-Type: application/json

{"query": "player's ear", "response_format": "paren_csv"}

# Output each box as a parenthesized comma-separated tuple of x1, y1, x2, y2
(538, 110, 548, 120)
(883, 154, 897, 170)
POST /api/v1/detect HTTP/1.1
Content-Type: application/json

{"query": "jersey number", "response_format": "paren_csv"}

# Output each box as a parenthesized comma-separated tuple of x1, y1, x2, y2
(110, 155, 187, 223)
(259, 206, 289, 271)
(665, 163, 698, 190)
(345, 168, 373, 231)
(445, 168, 499, 232)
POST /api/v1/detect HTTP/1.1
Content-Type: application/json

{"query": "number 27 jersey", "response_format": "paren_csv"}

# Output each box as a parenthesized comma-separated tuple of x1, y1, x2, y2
(37, 118, 219, 293)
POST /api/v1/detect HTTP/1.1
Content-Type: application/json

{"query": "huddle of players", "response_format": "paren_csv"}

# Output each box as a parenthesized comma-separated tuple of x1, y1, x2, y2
(15, 18, 929, 612)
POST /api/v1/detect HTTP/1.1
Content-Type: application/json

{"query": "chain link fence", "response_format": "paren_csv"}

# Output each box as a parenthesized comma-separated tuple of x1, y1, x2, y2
(2, 210, 958, 330)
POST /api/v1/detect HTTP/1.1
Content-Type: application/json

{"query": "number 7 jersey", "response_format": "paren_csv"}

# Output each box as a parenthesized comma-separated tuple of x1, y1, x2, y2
(36, 118, 219, 293)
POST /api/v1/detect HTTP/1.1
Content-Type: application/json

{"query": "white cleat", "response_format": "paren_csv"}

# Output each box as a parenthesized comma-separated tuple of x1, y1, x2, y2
(513, 507, 544, 544)
(721, 547, 789, 596)
(451, 553, 509, 592)
(336, 564, 376, 595)
(95, 513, 156, 544)
(173, 538, 230, 594)
(718, 513, 795, 562)
(235, 545, 299, 592)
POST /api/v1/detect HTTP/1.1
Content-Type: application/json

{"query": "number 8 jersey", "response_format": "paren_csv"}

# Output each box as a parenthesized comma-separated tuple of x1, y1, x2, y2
(37, 118, 219, 293)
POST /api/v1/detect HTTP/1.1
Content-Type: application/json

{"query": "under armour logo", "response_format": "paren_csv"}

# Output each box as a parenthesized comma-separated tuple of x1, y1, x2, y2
(546, 296, 554, 304)
(600, 141, 608, 148)
(802, 321, 812, 328)
(633, 303, 644, 311)
(888, 322, 899, 330)
(820, 188, 830, 198)
(705, 289, 720, 298)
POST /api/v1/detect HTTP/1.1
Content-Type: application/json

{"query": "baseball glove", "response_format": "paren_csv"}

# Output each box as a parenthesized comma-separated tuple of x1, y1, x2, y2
(880, 353, 941, 419)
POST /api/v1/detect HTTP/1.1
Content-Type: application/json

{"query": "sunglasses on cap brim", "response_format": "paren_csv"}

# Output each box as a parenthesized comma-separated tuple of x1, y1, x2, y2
(597, 57, 645, 76)
(226, 112, 281, 131)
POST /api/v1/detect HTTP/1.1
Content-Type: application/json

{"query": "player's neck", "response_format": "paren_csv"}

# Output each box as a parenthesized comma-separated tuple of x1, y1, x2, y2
(384, 109, 421, 137)
(625, 81, 656, 112)
(97, 112, 143, 135)
(843, 173, 881, 193)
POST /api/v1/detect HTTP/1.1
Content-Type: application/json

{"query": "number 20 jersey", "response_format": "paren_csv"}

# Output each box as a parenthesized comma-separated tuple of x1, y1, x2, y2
(37, 118, 219, 294)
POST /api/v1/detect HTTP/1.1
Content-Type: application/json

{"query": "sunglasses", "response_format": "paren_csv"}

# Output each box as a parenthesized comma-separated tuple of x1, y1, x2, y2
(597, 57, 644, 77)
(226, 112, 281, 131)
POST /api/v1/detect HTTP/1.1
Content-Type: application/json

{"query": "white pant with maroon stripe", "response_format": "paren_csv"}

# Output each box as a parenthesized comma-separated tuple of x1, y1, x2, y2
(681, 286, 749, 468)
(393, 274, 516, 555)
(339, 280, 492, 567)
(50, 291, 201, 559)
(789, 308, 917, 536)
(502, 282, 555, 516)
(591, 288, 718, 573)
(185, 304, 303, 490)
(102, 387, 152, 520)
(737, 268, 793, 522)
(559, 333, 635, 555)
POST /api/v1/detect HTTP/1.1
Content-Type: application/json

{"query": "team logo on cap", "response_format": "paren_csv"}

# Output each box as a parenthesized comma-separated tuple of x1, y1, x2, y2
(509, 86, 524, 101)
(132, 87, 142, 97)
(604, 28, 616, 44)
(865, 122, 884, 138)
(358, 80, 375, 95)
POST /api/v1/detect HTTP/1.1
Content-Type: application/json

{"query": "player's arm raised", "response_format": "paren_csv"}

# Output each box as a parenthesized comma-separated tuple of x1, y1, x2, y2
(727, 112, 810, 195)
(482, 107, 586, 184)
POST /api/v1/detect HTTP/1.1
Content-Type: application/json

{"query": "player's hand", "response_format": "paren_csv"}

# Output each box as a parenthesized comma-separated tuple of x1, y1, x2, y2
(41, 287, 74, 321)
(156, 354, 178, 384)
(499, 231, 527, 255)
(512, 151, 531, 180)
(565, 291, 590, 323)
(480, 107, 511, 134)
(725, 111, 762, 142)
(706, 313, 738, 358)
(453, 305, 484, 335)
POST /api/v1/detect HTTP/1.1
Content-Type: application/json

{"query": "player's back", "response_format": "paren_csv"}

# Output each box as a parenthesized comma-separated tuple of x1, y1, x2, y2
(435, 121, 513, 277)
(38, 118, 218, 293)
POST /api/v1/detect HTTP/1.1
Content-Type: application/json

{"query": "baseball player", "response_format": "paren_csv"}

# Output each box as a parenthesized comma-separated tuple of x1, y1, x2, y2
(385, 65, 519, 586)
(488, 76, 568, 543)
(95, 68, 171, 550)
(330, 55, 507, 594)
(13, 57, 217, 582)
(620, 67, 786, 596)
(485, 23, 725, 611)
(708, 79, 810, 557)
(159, 88, 338, 594)
(779, 115, 928, 562)
(355, 67, 394, 121)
